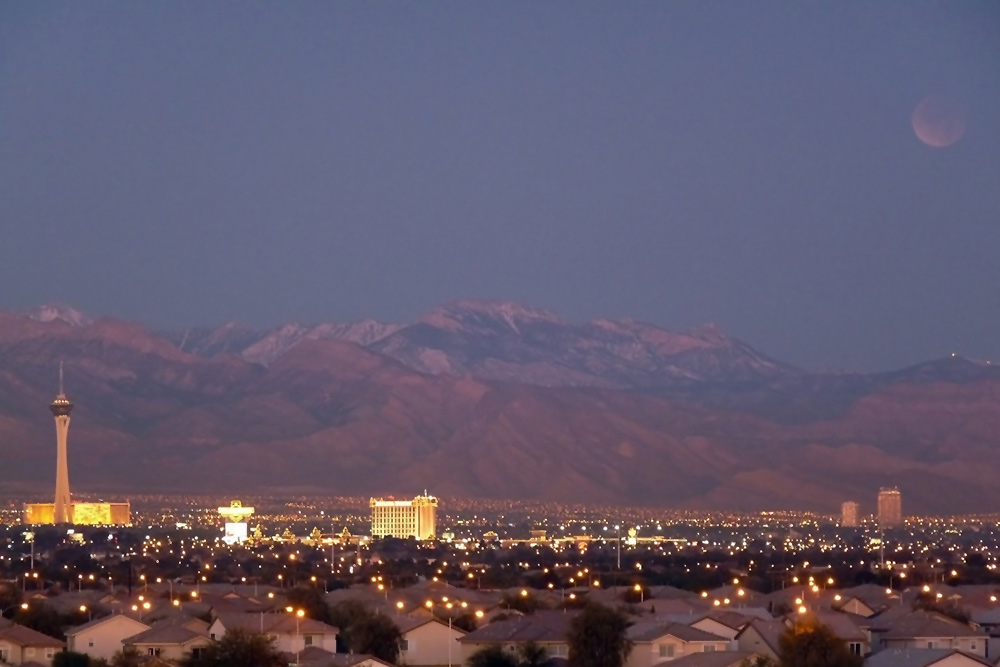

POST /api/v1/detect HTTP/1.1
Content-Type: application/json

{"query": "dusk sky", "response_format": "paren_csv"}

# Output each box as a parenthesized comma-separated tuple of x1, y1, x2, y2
(1, 2, 997, 371)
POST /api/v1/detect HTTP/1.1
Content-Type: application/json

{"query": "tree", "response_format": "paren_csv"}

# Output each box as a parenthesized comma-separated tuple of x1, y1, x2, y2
(109, 647, 143, 667)
(284, 585, 334, 624)
(181, 628, 284, 667)
(913, 593, 970, 623)
(450, 611, 479, 633)
(500, 591, 542, 614)
(14, 603, 67, 640)
(52, 652, 92, 667)
(468, 644, 519, 667)
(0, 584, 22, 619)
(517, 641, 550, 667)
(328, 599, 373, 652)
(740, 657, 779, 667)
(778, 619, 863, 667)
(346, 612, 403, 664)
(566, 602, 632, 667)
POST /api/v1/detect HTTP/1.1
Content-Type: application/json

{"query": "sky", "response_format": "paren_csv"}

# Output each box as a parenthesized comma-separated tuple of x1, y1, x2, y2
(1, 2, 998, 372)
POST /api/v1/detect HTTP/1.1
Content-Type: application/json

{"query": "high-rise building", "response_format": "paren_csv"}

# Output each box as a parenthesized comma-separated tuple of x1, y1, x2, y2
(841, 501, 860, 527)
(370, 494, 437, 540)
(24, 365, 130, 526)
(877, 487, 903, 527)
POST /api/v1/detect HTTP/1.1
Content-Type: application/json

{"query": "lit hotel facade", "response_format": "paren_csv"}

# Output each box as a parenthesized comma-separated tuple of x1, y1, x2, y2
(841, 501, 860, 528)
(878, 487, 903, 528)
(370, 494, 437, 540)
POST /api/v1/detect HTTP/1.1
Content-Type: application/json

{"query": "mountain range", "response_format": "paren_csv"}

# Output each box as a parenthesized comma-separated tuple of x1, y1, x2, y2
(0, 301, 997, 514)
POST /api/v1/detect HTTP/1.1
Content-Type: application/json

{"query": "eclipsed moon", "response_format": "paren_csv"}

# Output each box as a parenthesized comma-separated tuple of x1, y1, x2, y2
(912, 97, 966, 148)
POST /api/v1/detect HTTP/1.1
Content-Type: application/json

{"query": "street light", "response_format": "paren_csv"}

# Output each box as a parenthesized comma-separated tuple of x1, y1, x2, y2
(615, 525, 621, 570)
(295, 609, 305, 665)
(80, 605, 91, 621)
(634, 584, 643, 603)
(446, 609, 453, 667)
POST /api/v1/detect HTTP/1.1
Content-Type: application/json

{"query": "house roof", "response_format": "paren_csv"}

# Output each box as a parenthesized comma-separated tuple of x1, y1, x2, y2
(214, 612, 339, 636)
(637, 598, 712, 616)
(0, 623, 65, 648)
(734, 618, 788, 656)
(630, 621, 727, 643)
(841, 583, 902, 608)
(653, 651, 760, 667)
(124, 617, 211, 646)
(458, 611, 576, 644)
(704, 585, 762, 601)
(393, 614, 466, 635)
(65, 613, 151, 637)
(863, 648, 992, 667)
(326, 653, 397, 667)
(797, 610, 869, 641)
(278, 646, 336, 667)
(878, 611, 984, 640)
(967, 605, 1000, 625)
(696, 610, 769, 630)
(647, 585, 699, 601)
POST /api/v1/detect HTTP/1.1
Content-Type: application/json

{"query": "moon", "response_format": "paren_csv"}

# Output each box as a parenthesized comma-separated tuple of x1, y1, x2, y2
(912, 97, 966, 148)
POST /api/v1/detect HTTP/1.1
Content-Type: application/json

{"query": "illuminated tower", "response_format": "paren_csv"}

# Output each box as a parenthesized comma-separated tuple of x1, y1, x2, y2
(50, 363, 73, 524)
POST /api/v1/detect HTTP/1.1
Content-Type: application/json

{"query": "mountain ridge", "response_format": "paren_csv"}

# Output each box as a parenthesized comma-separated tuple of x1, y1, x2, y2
(1, 301, 997, 513)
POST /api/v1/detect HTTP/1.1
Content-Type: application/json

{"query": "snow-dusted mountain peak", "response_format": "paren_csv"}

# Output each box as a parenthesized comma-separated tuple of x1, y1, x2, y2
(420, 300, 564, 332)
(28, 303, 93, 327)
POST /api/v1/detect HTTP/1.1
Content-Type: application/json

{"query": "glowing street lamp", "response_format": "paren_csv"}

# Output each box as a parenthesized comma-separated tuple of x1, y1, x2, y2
(293, 609, 306, 665)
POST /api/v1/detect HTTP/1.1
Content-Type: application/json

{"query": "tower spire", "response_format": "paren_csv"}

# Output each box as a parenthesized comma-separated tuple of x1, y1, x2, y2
(51, 364, 73, 524)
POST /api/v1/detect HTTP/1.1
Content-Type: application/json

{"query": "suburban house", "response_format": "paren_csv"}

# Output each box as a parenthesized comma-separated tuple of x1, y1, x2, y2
(805, 610, 873, 657)
(393, 614, 466, 666)
(871, 612, 987, 657)
(863, 647, 992, 667)
(655, 652, 764, 667)
(457, 611, 575, 664)
(735, 618, 788, 661)
(66, 614, 152, 662)
(209, 612, 339, 655)
(689, 611, 758, 641)
(123, 617, 213, 661)
(0, 624, 65, 666)
(288, 648, 398, 667)
(626, 621, 729, 666)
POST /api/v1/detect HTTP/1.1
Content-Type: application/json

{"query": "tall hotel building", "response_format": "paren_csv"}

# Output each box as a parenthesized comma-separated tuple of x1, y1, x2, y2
(370, 494, 437, 540)
(841, 501, 860, 528)
(877, 487, 903, 528)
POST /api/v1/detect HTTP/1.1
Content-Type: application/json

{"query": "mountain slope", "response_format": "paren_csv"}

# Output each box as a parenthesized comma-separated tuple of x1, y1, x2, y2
(0, 304, 997, 513)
